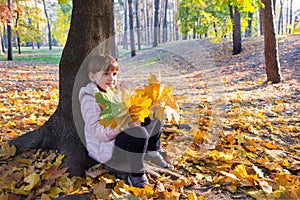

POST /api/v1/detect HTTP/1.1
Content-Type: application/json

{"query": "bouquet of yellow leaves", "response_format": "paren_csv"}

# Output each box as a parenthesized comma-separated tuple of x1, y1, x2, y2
(95, 73, 180, 130)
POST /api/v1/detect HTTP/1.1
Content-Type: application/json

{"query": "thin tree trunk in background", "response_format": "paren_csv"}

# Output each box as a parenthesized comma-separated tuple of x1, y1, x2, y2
(123, 0, 128, 50)
(245, 12, 253, 37)
(285, 0, 289, 34)
(163, 0, 168, 43)
(229, 6, 242, 55)
(128, 0, 136, 56)
(261, 0, 282, 83)
(259, 8, 264, 35)
(0, 30, 4, 54)
(146, 0, 150, 46)
(159, 0, 164, 44)
(169, 5, 172, 41)
(153, 0, 159, 47)
(42, 0, 52, 50)
(34, 0, 41, 48)
(278, 0, 283, 34)
(7, 0, 13, 60)
(141, 2, 147, 46)
(15, 10, 21, 54)
(17, 36, 21, 54)
(111, 0, 117, 58)
(136, 0, 141, 50)
(174, 0, 179, 40)
(289, 0, 293, 34)
(141, 1, 147, 46)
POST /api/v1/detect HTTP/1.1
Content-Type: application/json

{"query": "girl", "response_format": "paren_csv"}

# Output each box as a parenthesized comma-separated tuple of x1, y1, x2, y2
(79, 55, 172, 188)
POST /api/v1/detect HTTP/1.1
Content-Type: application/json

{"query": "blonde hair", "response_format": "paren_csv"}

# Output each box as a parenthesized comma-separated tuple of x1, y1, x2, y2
(86, 55, 119, 74)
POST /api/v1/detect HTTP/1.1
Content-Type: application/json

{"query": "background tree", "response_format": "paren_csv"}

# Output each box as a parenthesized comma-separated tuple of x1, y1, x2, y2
(289, 0, 293, 34)
(123, 0, 128, 50)
(229, 5, 242, 54)
(153, 0, 160, 47)
(145, 0, 151, 46)
(7, 0, 13, 60)
(135, 0, 141, 50)
(162, 0, 168, 43)
(42, 0, 52, 50)
(128, 0, 136, 56)
(261, 0, 282, 83)
(8, 0, 114, 176)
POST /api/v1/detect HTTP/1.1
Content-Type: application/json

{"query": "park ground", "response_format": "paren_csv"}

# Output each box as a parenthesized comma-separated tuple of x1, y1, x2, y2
(0, 35, 299, 199)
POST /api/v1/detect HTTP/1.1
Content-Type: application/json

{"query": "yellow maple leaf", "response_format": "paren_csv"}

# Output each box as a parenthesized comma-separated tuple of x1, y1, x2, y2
(233, 164, 249, 179)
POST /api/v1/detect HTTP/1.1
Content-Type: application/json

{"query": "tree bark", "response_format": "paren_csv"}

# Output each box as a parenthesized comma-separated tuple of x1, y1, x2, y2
(136, 0, 141, 50)
(0, 31, 4, 54)
(229, 6, 242, 55)
(153, 0, 160, 47)
(259, 8, 264, 35)
(123, 0, 128, 50)
(245, 12, 253, 37)
(7, 0, 13, 60)
(145, 0, 151, 46)
(278, 0, 283, 35)
(163, 0, 168, 43)
(128, 0, 136, 57)
(289, 0, 293, 34)
(9, 0, 114, 176)
(261, 0, 282, 83)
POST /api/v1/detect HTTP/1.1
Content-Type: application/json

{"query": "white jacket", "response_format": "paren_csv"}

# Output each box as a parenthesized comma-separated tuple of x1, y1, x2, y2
(79, 82, 119, 163)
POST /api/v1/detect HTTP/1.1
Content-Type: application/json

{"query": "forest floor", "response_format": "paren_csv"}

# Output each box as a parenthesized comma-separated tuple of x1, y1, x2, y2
(0, 35, 299, 199)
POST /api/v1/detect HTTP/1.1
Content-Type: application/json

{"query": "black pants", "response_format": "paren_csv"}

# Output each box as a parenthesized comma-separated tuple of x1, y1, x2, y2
(105, 118, 162, 176)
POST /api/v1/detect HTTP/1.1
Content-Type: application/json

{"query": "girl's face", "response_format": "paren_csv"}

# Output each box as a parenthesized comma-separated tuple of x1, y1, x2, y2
(89, 69, 118, 91)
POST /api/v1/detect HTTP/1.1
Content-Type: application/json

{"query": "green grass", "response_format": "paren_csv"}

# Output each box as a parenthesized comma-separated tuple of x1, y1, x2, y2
(0, 44, 153, 64)
(0, 46, 63, 64)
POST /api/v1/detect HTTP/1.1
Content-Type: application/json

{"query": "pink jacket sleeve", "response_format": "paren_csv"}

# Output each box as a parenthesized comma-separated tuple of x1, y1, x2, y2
(80, 93, 120, 141)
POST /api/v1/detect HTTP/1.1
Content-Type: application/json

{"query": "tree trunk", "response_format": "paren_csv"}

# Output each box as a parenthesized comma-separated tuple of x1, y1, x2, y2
(289, 0, 293, 34)
(136, 0, 141, 50)
(278, 0, 283, 35)
(17, 35, 21, 54)
(146, 0, 151, 46)
(153, 0, 159, 47)
(142, 1, 147, 45)
(0, 29, 5, 55)
(9, 0, 114, 177)
(163, 0, 168, 43)
(111, 0, 117, 58)
(229, 6, 242, 55)
(128, 0, 136, 56)
(42, 0, 52, 50)
(285, 0, 289, 34)
(259, 8, 264, 35)
(245, 12, 253, 37)
(261, 0, 282, 83)
(123, 0, 128, 50)
(34, 0, 41, 49)
(0, 30, 4, 54)
(7, 0, 13, 60)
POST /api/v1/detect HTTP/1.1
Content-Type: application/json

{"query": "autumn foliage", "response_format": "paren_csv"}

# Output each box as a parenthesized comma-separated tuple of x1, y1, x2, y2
(0, 36, 299, 199)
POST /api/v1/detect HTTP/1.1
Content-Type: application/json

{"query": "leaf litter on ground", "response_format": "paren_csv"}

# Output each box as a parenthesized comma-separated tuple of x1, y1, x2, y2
(0, 35, 299, 199)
